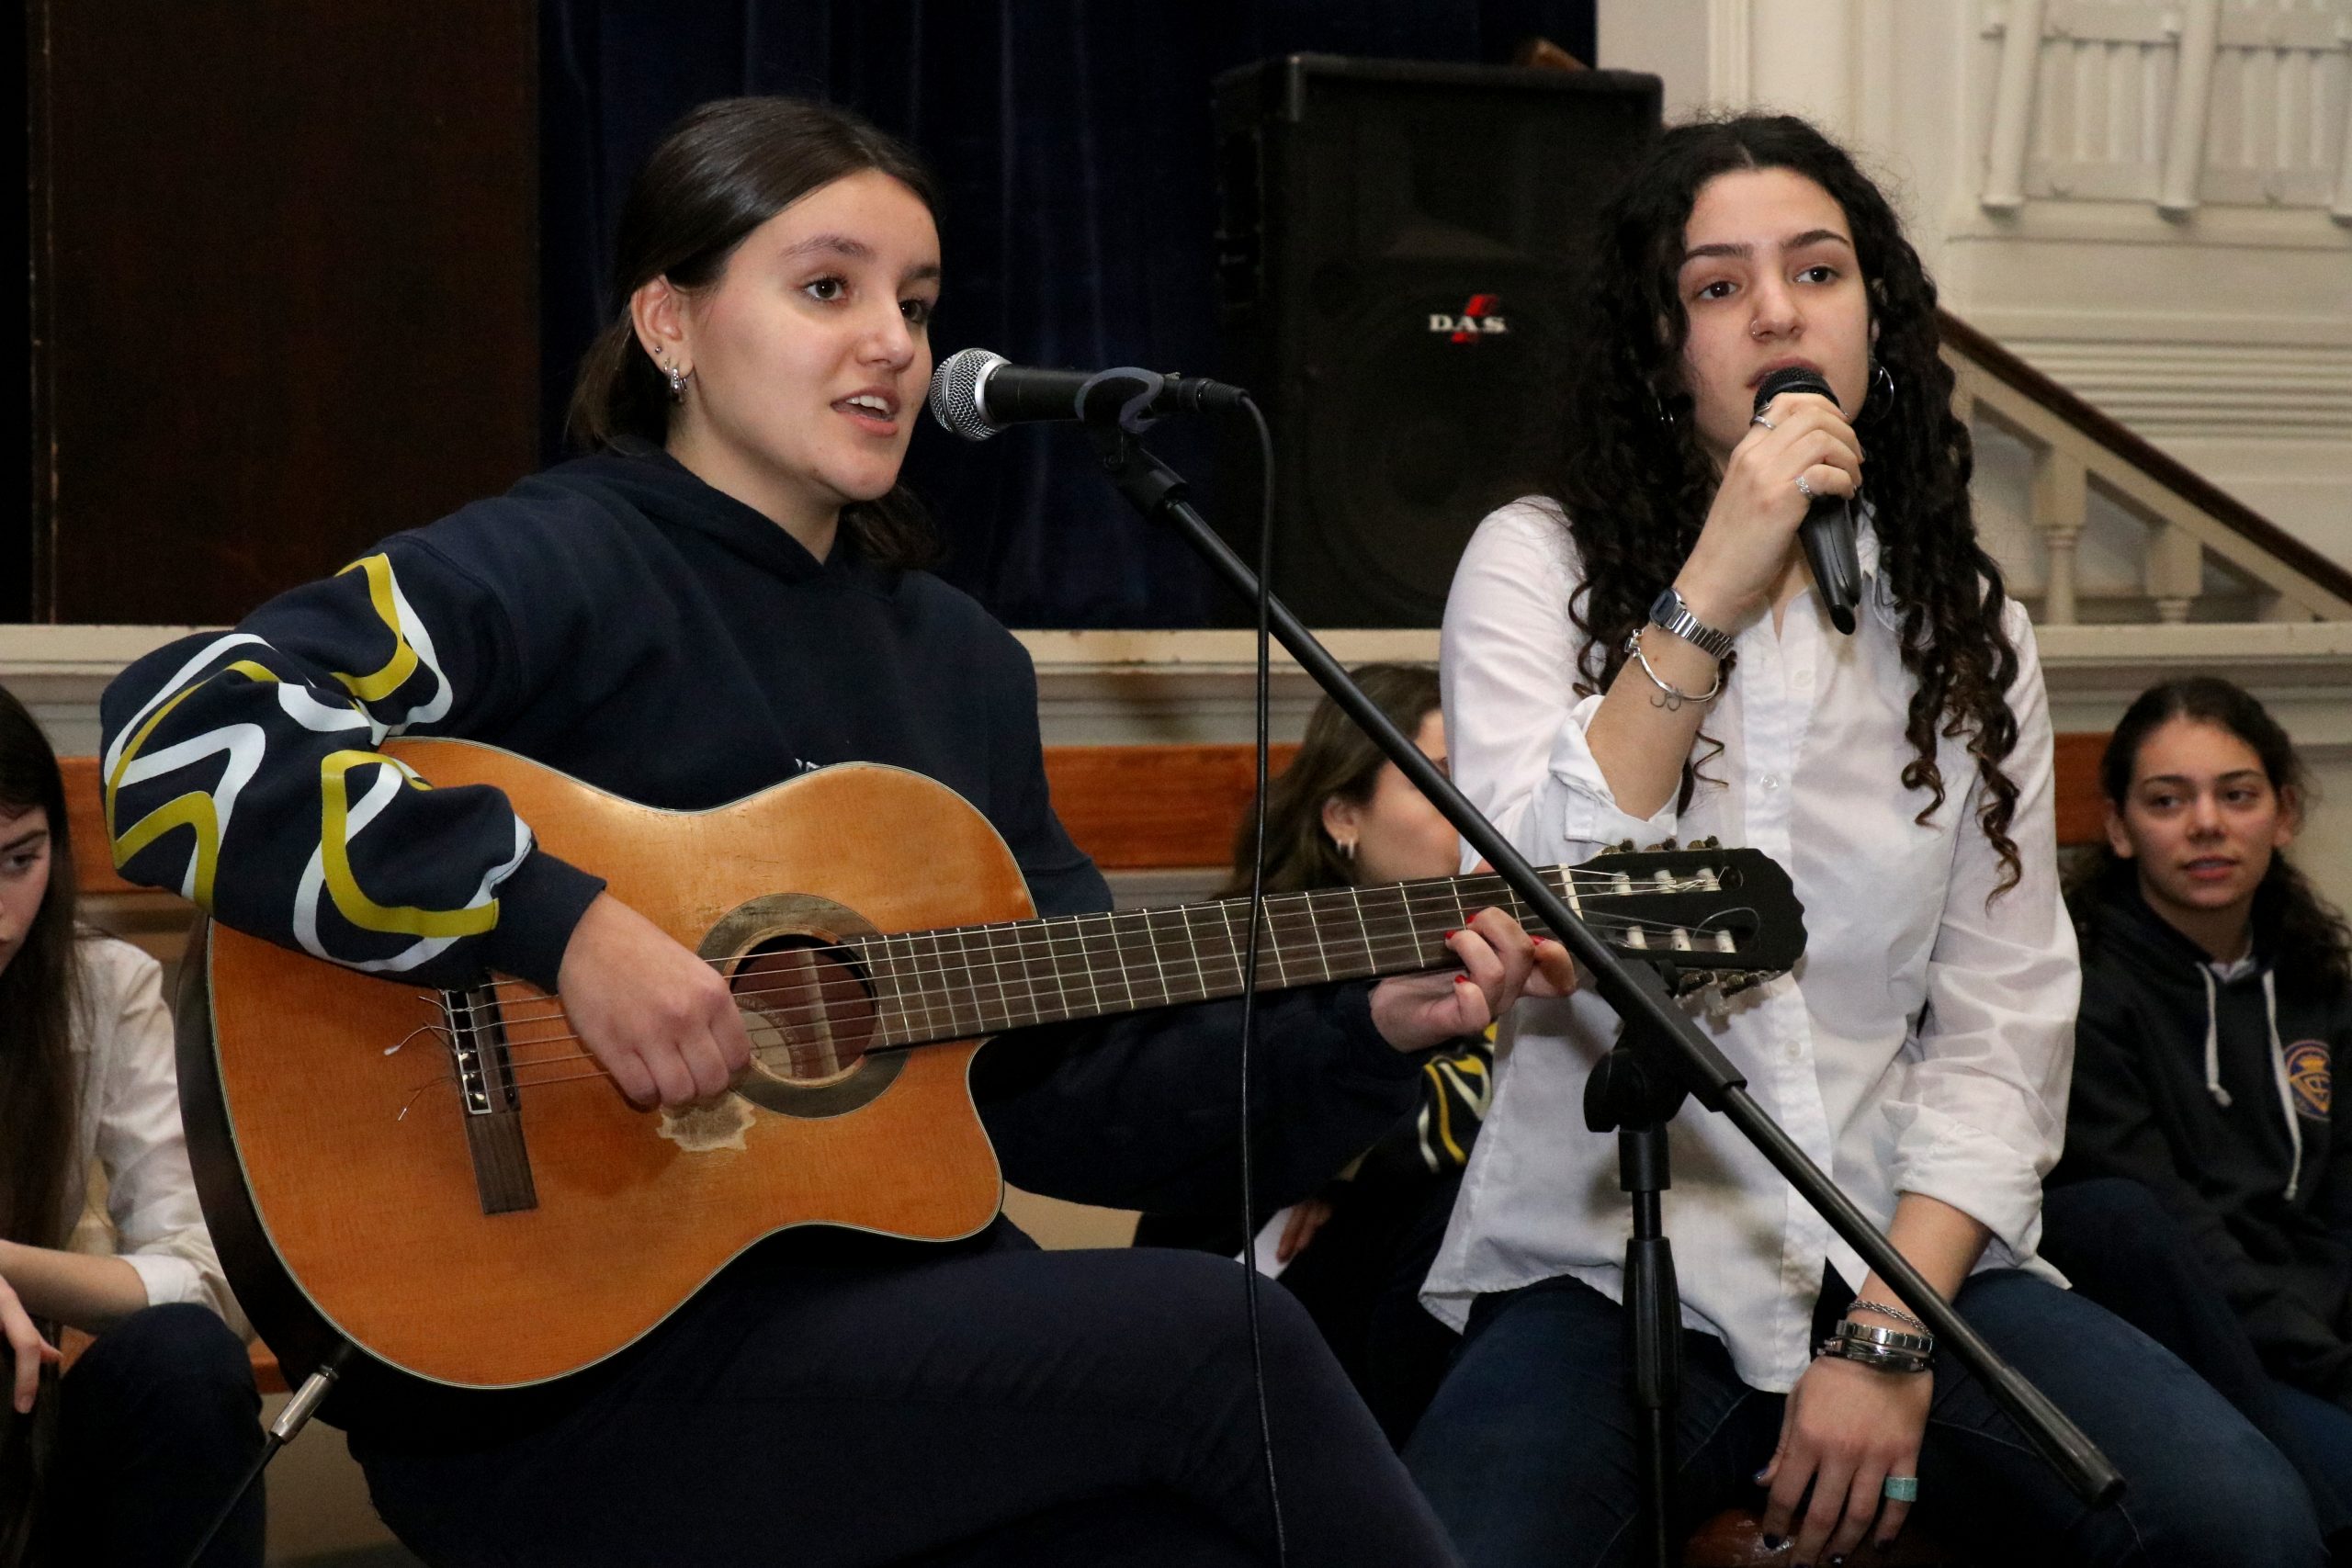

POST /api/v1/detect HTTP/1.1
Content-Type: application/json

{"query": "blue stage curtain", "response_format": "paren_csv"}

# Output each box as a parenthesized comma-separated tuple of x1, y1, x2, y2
(541, 1, 1598, 627)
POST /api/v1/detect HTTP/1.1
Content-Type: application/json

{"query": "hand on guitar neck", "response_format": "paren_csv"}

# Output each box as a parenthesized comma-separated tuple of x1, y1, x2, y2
(1368, 904, 1576, 1056)
(556, 890, 1573, 1111)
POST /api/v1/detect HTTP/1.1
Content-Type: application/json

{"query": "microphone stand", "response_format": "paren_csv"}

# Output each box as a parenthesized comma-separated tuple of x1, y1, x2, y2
(1081, 415, 2123, 1565)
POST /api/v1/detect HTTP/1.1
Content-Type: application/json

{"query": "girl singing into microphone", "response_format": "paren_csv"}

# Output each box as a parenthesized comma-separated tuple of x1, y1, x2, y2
(1404, 113, 2320, 1567)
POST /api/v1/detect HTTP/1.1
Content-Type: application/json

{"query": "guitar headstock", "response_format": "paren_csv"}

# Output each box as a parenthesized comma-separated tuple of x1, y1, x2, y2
(1564, 838, 1805, 993)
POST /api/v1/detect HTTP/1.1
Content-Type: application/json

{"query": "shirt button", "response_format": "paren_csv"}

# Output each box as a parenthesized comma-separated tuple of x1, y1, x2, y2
(1760, 774, 1780, 792)
(1793, 669, 1815, 691)
(1786, 1040, 1804, 1061)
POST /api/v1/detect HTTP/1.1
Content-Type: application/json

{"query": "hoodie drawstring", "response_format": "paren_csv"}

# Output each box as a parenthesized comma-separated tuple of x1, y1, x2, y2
(2262, 969, 2303, 1202)
(2202, 967, 2231, 1108)
(2206, 964, 2304, 1201)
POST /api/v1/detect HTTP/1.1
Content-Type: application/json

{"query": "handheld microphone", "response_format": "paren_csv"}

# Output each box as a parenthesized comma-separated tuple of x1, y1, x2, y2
(1752, 367, 1861, 636)
(927, 348, 1248, 441)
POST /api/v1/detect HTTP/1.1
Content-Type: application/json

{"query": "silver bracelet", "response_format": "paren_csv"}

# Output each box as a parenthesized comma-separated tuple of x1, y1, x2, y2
(1621, 626, 1723, 710)
(1848, 1297, 1928, 1334)
(1833, 1320, 1935, 1356)
(1815, 1335, 1934, 1374)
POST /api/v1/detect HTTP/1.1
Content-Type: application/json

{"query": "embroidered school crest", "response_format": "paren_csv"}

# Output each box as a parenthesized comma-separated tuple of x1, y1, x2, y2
(2287, 1040, 2332, 1121)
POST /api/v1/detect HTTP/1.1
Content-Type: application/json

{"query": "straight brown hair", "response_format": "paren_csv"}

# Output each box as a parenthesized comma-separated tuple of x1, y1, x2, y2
(1218, 665, 1443, 898)
(566, 96, 944, 570)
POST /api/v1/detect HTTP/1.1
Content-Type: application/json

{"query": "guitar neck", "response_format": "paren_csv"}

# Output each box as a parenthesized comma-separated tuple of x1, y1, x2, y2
(849, 871, 1558, 1048)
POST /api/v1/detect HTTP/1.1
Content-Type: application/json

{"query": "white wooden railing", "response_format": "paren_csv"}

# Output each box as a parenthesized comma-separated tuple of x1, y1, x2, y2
(1981, 0, 2352, 221)
(1942, 311, 2352, 624)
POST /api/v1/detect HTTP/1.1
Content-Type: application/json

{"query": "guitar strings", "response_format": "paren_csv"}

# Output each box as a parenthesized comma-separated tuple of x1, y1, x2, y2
(424, 908, 1782, 1100)
(446, 903, 1768, 1054)
(445, 901, 1760, 1046)
(441, 865, 1743, 1003)
(414, 904, 1770, 1092)
(441, 874, 1750, 1019)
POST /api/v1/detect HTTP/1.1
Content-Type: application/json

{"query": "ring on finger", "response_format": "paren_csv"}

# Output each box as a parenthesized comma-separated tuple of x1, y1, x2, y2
(1750, 413, 1776, 431)
(1883, 1475, 1919, 1503)
(1795, 473, 1818, 501)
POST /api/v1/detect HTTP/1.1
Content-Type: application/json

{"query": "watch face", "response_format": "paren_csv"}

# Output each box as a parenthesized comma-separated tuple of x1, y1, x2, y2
(1649, 587, 1683, 624)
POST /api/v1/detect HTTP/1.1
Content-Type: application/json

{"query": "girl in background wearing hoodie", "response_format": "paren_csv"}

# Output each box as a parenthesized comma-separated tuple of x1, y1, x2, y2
(2048, 676, 2352, 1549)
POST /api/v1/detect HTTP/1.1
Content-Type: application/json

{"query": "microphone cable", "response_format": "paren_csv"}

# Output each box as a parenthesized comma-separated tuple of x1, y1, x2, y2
(1232, 392, 1288, 1565)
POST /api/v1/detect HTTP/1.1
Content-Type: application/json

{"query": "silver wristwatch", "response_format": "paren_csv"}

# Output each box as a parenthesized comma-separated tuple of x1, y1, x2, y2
(1646, 586, 1735, 661)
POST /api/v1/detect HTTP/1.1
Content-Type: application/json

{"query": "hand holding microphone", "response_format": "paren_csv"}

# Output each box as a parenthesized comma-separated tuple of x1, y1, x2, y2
(1750, 366, 1863, 635)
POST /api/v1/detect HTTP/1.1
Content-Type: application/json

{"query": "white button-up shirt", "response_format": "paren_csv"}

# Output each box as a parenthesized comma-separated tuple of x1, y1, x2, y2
(62, 934, 244, 1332)
(1423, 500, 2077, 1393)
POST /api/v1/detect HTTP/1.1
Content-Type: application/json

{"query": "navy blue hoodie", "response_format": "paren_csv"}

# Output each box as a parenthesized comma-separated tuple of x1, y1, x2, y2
(99, 447, 1422, 1220)
(2055, 872, 2352, 1403)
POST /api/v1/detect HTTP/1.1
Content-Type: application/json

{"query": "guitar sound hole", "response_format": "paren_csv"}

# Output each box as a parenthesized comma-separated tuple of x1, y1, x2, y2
(731, 937, 878, 1086)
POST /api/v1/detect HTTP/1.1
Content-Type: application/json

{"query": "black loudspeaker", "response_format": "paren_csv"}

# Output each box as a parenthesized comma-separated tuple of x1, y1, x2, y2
(1213, 56, 1660, 626)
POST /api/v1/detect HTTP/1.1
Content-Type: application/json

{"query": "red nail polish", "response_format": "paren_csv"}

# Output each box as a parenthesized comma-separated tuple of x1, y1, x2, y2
(1454, 975, 1475, 986)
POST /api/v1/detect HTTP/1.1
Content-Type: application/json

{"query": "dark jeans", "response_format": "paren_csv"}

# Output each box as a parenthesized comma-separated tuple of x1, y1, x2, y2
(1138, 1169, 1468, 1450)
(2042, 1176, 2352, 1542)
(354, 1229, 1459, 1567)
(40, 1303, 265, 1568)
(1403, 1267, 2324, 1568)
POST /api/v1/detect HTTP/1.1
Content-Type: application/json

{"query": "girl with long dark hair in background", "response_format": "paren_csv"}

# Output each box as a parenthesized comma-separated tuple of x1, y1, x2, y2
(0, 686, 260, 1568)
(1403, 112, 2321, 1566)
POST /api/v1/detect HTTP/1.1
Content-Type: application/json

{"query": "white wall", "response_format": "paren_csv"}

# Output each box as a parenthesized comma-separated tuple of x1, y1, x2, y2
(1596, 0, 2352, 570)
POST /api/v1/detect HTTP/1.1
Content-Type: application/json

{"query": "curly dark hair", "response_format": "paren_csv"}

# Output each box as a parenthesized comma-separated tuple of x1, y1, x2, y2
(2068, 676, 2352, 996)
(1548, 114, 2022, 889)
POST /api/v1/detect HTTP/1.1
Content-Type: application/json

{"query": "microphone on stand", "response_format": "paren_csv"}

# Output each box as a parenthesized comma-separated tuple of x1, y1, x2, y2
(928, 348, 1247, 441)
(1752, 366, 1861, 636)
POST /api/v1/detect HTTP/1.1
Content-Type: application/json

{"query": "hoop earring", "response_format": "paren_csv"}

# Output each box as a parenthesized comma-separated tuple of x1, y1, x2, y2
(660, 357, 687, 402)
(1649, 389, 1679, 431)
(1336, 837, 1357, 863)
(1864, 360, 1896, 419)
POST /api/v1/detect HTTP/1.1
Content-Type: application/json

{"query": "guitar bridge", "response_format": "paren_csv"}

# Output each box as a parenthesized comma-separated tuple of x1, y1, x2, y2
(443, 985, 539, 1215)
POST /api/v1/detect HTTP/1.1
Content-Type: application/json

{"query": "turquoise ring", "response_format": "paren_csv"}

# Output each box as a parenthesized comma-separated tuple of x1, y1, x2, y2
(1883, 1475, 1920, 1503)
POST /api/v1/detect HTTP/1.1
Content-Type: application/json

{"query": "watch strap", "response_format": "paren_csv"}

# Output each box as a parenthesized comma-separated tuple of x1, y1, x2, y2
(1647, 587, 1735, 661)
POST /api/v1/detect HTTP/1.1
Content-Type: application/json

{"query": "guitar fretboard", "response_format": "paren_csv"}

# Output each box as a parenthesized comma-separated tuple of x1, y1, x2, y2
(845, 871, 1564, 1048)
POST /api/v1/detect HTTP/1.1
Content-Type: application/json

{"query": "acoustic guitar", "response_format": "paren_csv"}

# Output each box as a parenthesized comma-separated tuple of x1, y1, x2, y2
(176, 739, 1804, 1395)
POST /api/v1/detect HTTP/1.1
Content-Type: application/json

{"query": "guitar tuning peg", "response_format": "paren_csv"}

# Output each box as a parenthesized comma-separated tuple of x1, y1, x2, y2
(1601, 840, 1635, 857)
(1691, 835, 1720, 851)
(1641, 837, 1678, 854)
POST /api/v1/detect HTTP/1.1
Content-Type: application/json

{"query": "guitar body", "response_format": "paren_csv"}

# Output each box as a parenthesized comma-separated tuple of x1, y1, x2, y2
(189, 740, 1021, 1393)
(178, 737, 1805, 1400)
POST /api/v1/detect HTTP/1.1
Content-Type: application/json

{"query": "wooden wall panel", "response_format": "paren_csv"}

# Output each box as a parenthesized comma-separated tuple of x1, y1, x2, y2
(28, 2, 537, 625)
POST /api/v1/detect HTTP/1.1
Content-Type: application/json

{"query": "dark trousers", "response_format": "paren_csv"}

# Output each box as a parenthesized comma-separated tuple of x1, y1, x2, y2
(354, 1228, 1460, 1567)
(1403, 1267, 2324, 1568)
(39, 1303, 265, 1568)
(2042, 1176, 2352, 1543)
